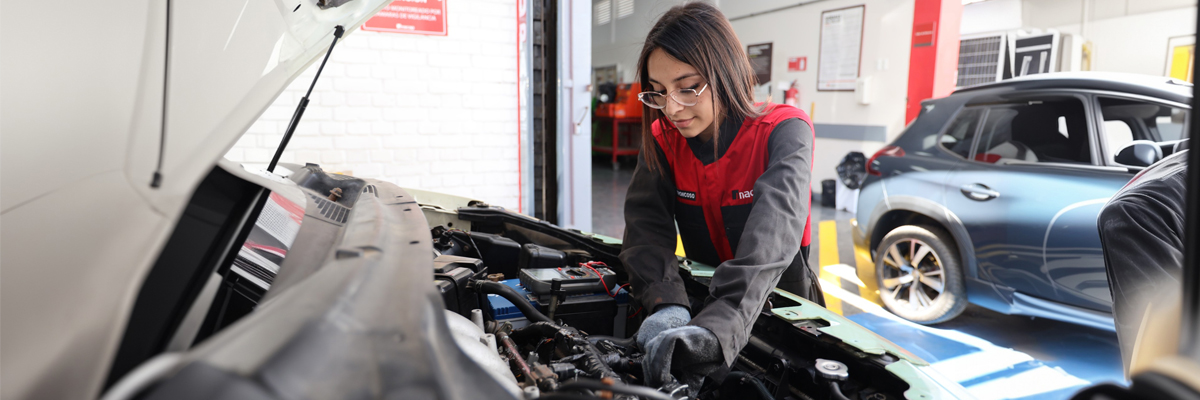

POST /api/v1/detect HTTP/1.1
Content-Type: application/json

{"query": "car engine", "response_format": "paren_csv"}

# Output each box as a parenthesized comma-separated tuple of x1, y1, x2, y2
(426, 209, 915, 400)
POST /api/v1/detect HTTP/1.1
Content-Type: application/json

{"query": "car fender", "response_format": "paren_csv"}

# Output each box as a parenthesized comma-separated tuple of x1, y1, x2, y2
(866, 195, 979, 279)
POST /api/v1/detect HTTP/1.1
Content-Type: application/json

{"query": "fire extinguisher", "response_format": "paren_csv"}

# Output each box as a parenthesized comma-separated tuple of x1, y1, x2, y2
(784, 80, 800, 107)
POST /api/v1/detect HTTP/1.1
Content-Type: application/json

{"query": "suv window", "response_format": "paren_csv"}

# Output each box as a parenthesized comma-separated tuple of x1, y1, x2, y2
(938, 108, 985, 158)
(971, 98, 1092, 164)
(1098, 97, 1190, 161)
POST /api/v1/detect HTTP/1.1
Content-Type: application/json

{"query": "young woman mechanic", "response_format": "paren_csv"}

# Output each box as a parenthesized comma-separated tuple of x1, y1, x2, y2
(618, 2, 824, 388)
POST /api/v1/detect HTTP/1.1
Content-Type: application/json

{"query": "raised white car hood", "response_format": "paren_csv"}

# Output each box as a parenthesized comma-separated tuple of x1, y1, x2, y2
(0, 1, 387, 399)
(152, 0, 387, 209)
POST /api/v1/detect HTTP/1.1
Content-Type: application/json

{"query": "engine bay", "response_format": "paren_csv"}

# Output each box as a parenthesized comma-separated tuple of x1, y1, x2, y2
(426, 204, 919, 400)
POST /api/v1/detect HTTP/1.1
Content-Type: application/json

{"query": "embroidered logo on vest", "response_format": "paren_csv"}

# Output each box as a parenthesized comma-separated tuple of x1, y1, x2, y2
(732, 190, 754, 200)
(677, 190, 697, 200)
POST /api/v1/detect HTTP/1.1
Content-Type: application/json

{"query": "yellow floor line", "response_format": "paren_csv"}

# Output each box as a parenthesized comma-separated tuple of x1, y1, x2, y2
(818, 278, 894, 318)
(818, 220, 843, 315)
(822, 264, 867, 288)
(852, 227, 884, 306)
(675, 235, 686, 257)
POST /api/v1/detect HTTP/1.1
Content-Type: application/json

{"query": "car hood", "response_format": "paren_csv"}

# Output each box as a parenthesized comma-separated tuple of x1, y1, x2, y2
(4, 0, 389, 214)
(150, 0, 390, 209)
(0, 2, 387, 398)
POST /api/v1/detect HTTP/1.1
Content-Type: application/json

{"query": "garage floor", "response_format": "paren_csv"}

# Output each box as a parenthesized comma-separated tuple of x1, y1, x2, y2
(591, 160, 1126, 399)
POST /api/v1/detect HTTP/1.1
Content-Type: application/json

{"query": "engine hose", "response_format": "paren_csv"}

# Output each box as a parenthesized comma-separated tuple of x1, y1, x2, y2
(586, 335, 636, 348)
(509, 322, 622, 383)
(471, 280, 552, 324)
(829, 381, 853, 400)
(509, 321, 572, 345)
(725, 371, 774, 400)
(575, 344, 622, 382)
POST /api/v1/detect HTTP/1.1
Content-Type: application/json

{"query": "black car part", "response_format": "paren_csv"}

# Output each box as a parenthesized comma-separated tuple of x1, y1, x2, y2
(105, 166, 267, 390)
(267, 25, 343, 173)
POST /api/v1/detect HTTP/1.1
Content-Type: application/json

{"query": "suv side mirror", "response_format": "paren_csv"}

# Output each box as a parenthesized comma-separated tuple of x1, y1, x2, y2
(1114, 141, 1163, 167)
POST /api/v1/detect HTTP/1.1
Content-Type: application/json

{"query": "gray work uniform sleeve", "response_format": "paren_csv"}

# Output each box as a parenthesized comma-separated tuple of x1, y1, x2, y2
(1098, 164, 1187, 369)
(688, 118, 814, 366)
(619, 141, 692, 312)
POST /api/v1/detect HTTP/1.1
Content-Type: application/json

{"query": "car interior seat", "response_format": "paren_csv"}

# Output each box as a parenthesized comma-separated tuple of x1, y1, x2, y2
(1011, 102, 1091, 164)
(975, 109, 1039, 164)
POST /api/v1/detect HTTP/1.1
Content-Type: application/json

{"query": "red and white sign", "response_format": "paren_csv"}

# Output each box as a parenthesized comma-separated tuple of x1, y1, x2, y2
(788, 57, 808, 72)
(362, 0, 447, 36)
(912, 22, 936, 47)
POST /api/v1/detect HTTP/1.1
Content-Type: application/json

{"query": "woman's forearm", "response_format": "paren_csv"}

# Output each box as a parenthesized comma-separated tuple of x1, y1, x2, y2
(619, 144, 691, 312)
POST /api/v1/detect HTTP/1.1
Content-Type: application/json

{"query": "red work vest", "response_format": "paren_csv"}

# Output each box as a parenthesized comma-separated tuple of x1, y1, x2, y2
(651, 104, 814, 266)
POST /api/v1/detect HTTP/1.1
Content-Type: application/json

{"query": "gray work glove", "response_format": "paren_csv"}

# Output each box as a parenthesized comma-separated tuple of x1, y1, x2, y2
(641, 325, 724, 391)
(635, 305, 691, 351)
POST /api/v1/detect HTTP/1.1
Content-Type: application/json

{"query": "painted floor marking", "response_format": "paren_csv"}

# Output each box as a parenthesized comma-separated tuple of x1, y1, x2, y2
(933, 348, 1036, 382)
(822, 263, 868, 288)
(820, 278, 1096, 399)
(965, 366, 1091, 400)
(850, 220, 884, 306)
(819, 278, 889, 316)
(817, 220, 843, 315)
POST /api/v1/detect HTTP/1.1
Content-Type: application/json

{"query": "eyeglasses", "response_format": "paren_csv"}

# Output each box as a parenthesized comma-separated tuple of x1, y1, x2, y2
(637, 84, 708, 109)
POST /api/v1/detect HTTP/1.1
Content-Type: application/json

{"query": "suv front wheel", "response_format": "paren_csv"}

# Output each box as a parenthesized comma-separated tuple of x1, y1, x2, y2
(875, 225, 967, 324)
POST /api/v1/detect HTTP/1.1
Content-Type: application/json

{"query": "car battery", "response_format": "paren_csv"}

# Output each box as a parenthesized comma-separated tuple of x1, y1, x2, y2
(518, 266, 617, 295)
(485, 279, 630, 336)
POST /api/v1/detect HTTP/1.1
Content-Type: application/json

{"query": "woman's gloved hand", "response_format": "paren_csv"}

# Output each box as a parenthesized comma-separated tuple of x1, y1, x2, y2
(635, 305, 691, 351)
(641, 325, 723, 390)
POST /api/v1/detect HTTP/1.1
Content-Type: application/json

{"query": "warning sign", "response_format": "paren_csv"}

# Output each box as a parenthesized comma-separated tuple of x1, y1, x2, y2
(362, 0, 447, 36)
(788, 57, 807, 72)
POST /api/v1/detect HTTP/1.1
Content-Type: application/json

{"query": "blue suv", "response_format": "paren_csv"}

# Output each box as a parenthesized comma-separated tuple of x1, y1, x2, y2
(853, 73, 1191, 329)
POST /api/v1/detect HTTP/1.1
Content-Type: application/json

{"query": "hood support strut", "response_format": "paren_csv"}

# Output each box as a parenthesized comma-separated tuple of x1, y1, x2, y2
(267, 25, 345, 172)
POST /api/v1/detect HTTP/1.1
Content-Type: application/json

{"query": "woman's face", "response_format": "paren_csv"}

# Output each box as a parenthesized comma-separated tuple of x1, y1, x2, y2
(647, 48, 715, 141)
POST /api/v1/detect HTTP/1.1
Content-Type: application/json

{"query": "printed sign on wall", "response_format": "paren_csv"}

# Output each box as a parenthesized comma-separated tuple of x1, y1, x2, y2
(912, 22, 936, 47)
(747, 43, 773, 85)
(788, 57, 808, 72)
(362, 0, 447, 36)
(818, 5, 864, 91)
(1167, 35, 1195, 82)
(1013, 33, 1058, 77)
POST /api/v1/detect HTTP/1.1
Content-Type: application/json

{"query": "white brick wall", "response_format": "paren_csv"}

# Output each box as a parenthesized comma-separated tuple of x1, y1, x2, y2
(227, 0, 521, 208)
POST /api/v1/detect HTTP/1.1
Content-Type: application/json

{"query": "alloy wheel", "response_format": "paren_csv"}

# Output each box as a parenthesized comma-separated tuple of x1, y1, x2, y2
(879, 238, 946, 312)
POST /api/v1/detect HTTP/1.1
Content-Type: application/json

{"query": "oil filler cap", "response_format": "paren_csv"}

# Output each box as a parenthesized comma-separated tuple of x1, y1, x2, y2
(815, 359, 849, 381)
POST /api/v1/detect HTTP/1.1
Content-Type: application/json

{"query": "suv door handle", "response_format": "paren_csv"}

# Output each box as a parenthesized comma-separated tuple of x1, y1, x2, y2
(960, 183, 1000, 201)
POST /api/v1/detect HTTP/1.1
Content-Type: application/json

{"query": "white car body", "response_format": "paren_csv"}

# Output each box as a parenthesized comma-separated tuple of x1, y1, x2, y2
(0, 1, 388, 398)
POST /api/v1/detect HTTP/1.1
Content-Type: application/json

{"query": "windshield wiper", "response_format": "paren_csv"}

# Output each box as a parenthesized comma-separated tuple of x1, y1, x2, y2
(267, 25, 344, 172)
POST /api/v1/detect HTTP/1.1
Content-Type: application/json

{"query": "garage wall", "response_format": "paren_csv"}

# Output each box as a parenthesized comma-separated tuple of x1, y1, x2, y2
(1027, 0, 1196, 77)
(591, 0, 699, 83)
(729, 0, 915, 188)
(962, 0, 1197, 77)
(227, 0, 521, 209)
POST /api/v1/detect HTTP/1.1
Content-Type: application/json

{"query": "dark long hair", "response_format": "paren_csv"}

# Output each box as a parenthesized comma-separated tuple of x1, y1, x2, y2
(637, 2, 761, 173)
